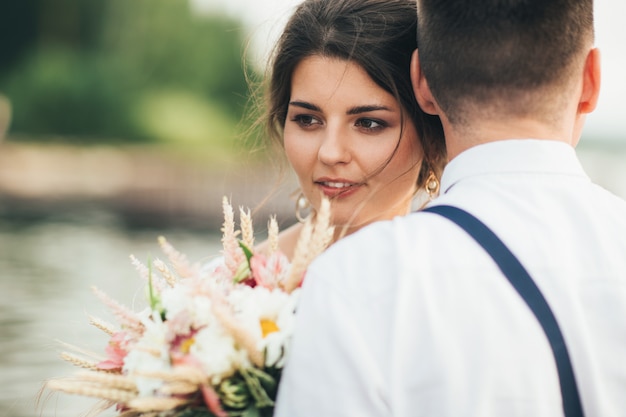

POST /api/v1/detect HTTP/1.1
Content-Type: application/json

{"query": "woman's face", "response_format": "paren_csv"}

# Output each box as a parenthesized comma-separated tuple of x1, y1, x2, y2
(284, 55, 423, 232)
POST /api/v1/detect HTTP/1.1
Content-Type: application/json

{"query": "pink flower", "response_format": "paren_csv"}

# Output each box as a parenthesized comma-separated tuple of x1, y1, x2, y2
(201, 384, 229, 417)
(97, 331, 129, 371)
(172, 352, 202, 368)
(165, 310, 193, 342)
(250, 252, 290, 289)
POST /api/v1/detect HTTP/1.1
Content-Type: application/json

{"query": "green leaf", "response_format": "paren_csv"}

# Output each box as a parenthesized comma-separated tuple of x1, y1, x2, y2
(172, 408, 220, 417)
(245, 367, 278, 394)
(218, 376, 251, 409)
(147, 255, 157, 310)
(238, 241, 254, 264)
(232, 261, 252, 284)
(146, 255, 166, 319)
(231, 241, 255, 284)
(241, 405, 262, 417)
(240, 368, 275, 408)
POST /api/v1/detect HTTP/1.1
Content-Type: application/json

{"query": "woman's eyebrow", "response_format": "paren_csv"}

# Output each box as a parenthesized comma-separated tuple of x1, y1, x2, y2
(347, 105, 392, 115)
(288, 102, 392, 114)
(288, 101, 320, 111)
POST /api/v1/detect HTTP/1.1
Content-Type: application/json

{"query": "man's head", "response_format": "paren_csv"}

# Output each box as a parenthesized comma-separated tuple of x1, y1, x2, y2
(414, 0, 595, 128)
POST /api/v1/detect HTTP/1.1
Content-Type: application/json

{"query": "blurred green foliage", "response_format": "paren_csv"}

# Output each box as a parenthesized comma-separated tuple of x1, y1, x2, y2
(0, 0, 255, 146)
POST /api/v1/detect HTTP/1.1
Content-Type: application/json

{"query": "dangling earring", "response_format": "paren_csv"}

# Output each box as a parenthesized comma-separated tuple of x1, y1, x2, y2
(295, 192, 312, 223)
(425, 171, 440, 199)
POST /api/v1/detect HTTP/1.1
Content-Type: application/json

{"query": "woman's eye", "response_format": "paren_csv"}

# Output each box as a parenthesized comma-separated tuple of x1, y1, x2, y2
(291, 114, 321, 128)
(355, 118, 386, 131)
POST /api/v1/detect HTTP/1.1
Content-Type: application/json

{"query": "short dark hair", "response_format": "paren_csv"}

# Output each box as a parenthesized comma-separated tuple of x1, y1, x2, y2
(262, 0, 446, 186)
(416, 0, 595, 125)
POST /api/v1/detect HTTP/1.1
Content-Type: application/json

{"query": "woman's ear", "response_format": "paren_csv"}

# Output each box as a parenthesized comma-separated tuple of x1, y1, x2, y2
(411, 49, 439, 116)
(578, 47, 601, 115)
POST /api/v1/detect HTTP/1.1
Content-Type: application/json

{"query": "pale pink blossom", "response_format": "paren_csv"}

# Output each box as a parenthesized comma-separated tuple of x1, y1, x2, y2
(250, 252, 290, 289)
(97, 331, 129, 371)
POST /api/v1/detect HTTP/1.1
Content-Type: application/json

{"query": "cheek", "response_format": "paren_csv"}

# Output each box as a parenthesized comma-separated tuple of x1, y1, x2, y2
(400, 128, 424, 165)
(385, 133, 423, 181)
(405, 139, 424, 167)
(283, 131, 313, 180)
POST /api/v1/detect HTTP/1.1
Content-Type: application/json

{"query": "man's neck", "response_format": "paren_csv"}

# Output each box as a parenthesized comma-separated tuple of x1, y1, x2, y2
(443, 117, 575, 161)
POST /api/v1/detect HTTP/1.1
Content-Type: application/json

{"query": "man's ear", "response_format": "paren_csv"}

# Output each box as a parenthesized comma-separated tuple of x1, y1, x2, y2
(578, 47, 601, 114)
(411, 49, 439, 115)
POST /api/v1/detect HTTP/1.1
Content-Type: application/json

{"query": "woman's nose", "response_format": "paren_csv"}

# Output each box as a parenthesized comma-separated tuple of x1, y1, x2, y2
(317, 125, 351, 165)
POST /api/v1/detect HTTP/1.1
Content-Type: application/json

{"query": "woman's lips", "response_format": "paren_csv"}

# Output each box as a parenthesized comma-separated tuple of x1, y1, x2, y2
(315, 179, 362, 198)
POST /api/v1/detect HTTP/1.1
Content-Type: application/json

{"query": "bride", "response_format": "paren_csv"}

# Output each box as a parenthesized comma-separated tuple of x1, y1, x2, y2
(41, 2, 446, 415)
(252, 0, 447, 259)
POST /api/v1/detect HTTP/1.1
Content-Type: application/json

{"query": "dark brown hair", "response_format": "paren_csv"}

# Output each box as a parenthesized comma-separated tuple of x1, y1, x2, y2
(416, 0, 595, 125)
(262, 0, 446, 186)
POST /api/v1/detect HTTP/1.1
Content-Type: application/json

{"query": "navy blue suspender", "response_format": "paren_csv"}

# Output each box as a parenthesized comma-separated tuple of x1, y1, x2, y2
(423, 205, 584, 417)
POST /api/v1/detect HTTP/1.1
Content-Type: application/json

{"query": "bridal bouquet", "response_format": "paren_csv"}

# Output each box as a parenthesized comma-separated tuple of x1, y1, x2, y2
(45, 197, 333, 417)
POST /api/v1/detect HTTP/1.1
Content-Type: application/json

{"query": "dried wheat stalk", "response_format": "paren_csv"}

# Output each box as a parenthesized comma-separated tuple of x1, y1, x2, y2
(158, 236, 195, 279)
(59, 352, 101, 371)
(153, 258, 178, 286)
(267, 215, 279, 255)
(239, 206, 254, 249)
(126, 396, 188, 412)
(46, 379, 136, 403)
(89, 315, 118, 336)
(91, 286, 144, 335)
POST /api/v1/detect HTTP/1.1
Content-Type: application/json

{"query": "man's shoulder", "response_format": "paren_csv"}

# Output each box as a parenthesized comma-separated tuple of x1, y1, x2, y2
(304, 210, 479, 303)
(311, 211, 461, 274)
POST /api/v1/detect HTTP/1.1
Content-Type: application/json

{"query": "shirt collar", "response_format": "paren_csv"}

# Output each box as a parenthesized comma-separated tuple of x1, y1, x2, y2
(440, 139, 589, 194)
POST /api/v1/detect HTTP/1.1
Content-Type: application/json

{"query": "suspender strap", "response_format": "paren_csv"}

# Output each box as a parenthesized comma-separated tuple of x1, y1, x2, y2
(423, 205, 584, 417)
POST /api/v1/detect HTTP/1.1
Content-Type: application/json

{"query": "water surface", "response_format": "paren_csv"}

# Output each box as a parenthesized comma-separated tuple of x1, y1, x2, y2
(0, 209, 221, 417)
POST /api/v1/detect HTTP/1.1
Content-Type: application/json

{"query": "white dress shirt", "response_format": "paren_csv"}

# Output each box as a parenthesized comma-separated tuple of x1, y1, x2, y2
(274, 140, 626, 417)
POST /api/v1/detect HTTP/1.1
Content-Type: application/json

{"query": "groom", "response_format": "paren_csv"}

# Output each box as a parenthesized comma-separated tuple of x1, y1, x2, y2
(275, 0, 626, 416)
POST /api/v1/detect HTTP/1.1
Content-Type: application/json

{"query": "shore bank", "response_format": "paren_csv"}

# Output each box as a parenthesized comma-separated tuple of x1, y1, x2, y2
(0, 142, 298, 229)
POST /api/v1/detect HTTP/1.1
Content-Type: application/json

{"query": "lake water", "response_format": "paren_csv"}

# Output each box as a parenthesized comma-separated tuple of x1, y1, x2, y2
(0, 208, 222, 417)
(0, 145, 624, 417)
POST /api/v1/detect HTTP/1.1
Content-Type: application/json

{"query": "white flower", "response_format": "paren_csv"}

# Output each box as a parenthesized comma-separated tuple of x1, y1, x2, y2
(259, 289, 299, 368)
(225, 286, 299, 368)
(230, 286, 291, 322)
(190, 295, 214, 328)
(123, 312, 171, 396)
(160, 285, 190, 320)
(191, 325, 242, 385)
